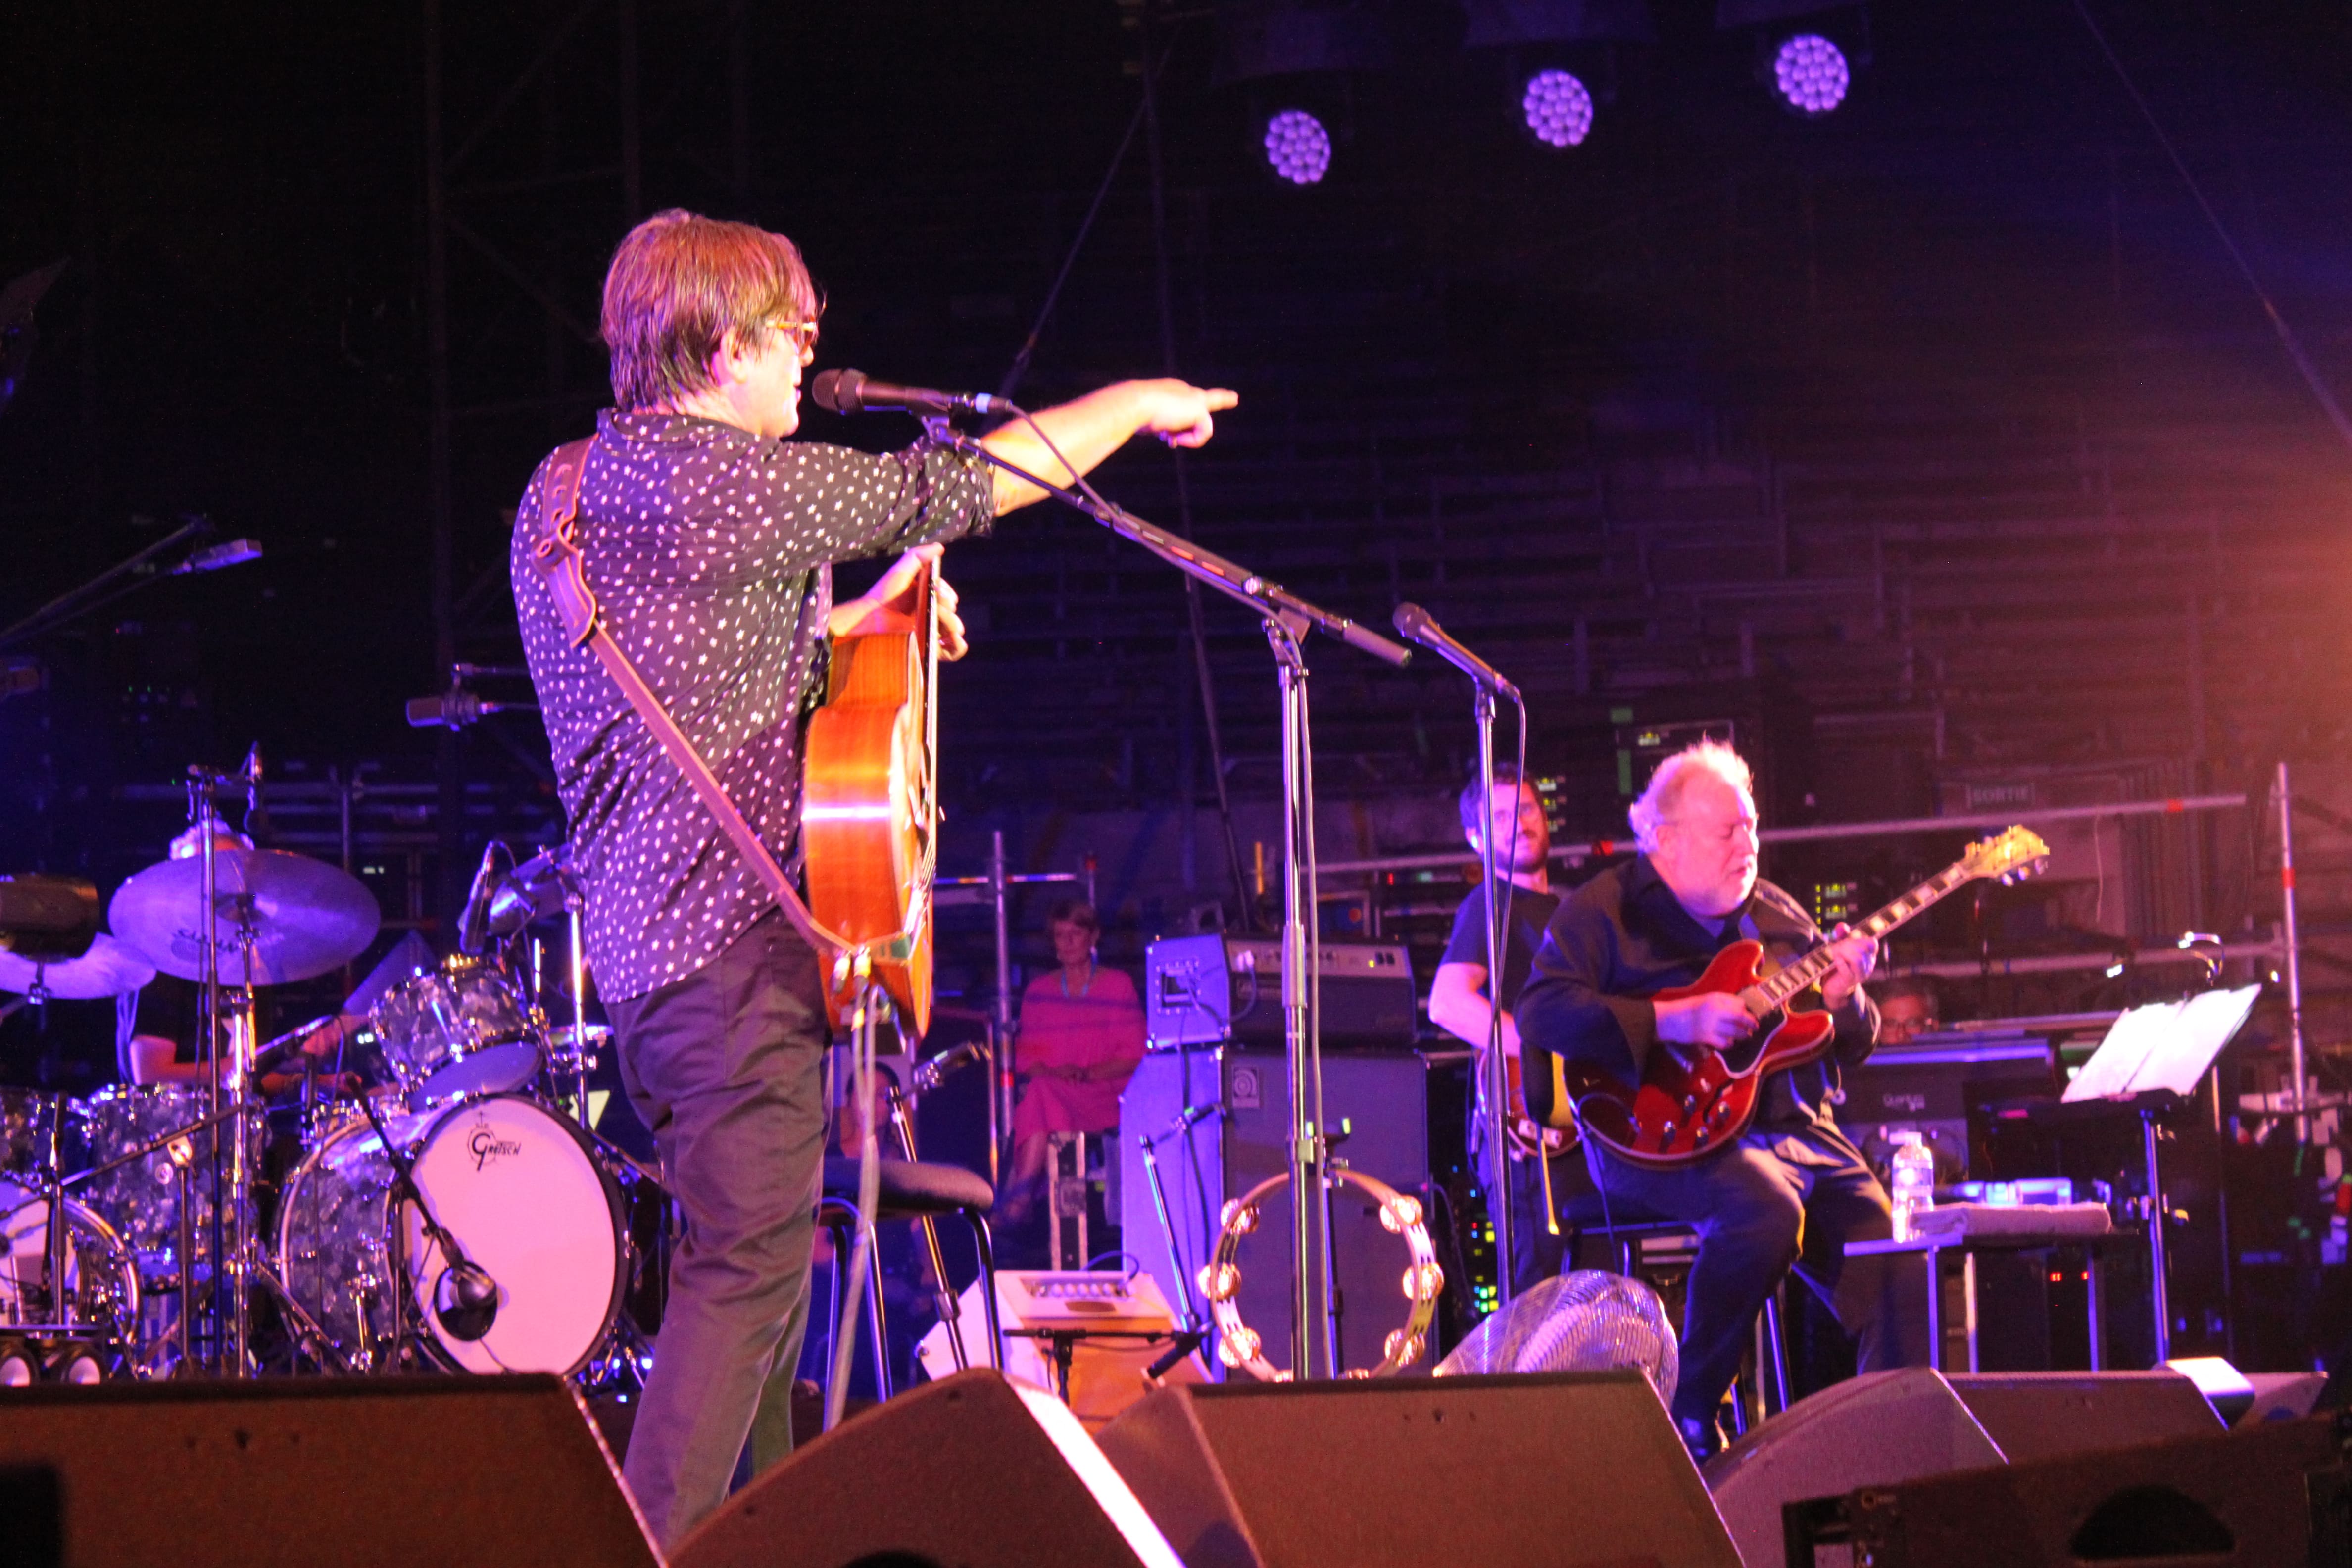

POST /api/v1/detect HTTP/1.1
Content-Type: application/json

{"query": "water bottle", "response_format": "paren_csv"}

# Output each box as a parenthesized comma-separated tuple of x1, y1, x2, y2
(1889, 1130, 1936, 1242)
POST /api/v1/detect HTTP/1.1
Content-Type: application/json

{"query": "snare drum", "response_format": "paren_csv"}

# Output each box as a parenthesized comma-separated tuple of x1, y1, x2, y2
(371, 956, 543, 1105)
(75, 1083, 246, 1288)
(276, 1093, 627, 1375)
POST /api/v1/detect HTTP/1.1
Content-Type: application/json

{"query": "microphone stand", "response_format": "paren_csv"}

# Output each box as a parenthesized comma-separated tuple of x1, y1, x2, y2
(0, 516, 215, 651)
(1472, 683, 1515, 1311)
(923, 415, 1410, 1381)
(354, 1090, 496, 1359)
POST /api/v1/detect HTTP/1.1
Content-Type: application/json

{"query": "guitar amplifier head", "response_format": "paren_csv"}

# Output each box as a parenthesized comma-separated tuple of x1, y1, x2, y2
(1145, 935, 1416, 1052)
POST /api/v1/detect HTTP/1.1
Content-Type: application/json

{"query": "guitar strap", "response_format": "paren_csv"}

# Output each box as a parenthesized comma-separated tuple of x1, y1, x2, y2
(525, 436, 849, 963)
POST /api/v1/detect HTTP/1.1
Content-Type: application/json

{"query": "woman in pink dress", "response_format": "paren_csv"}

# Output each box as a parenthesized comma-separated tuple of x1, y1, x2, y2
(1001, 901, 1145, 1223)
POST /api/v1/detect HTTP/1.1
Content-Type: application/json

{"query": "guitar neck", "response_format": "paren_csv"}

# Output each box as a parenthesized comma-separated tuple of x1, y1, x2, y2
(1754, 859, 1981, 1008)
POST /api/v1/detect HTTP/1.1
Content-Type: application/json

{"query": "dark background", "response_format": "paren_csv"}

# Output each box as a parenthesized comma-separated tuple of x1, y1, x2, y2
(7, 0, 2352, 1369)
(10, 1, 2352, 969)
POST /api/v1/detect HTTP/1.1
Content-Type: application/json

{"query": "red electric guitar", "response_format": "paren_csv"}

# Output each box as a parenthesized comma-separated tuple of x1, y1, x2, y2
(1551, 827, 2050, 1169)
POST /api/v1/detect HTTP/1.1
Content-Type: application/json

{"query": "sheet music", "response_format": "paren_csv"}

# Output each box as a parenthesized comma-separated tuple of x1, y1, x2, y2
(2062, 984, 2259, 1102)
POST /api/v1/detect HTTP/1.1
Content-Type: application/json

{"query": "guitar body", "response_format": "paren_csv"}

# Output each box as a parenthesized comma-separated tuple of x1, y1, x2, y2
(1502, 1046, 1579, 1159)
(1544, 827, 2051, 1169)
(803, 573, 935, 1035)
(1558, 941, 1836, 1168)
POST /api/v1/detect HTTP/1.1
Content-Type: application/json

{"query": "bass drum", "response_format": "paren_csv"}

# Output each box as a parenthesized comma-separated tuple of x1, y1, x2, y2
(276, 1094, 625, 1375)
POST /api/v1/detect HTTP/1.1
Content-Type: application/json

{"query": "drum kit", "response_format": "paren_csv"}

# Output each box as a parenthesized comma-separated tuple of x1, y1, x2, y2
(0, 773, 663, 1387)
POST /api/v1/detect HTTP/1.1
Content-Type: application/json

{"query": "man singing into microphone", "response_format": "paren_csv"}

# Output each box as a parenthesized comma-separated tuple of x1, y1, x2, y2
(511, 208, 1233, 1547)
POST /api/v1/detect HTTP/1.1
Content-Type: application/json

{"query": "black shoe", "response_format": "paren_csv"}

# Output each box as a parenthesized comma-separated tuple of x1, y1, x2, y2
(1677, 1414, 1724, 1466)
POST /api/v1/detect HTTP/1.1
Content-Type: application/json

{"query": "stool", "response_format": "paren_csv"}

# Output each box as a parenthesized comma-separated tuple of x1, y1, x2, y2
(1562, 1189, 1793, 1430)
(815, 1157, 1004, 1427)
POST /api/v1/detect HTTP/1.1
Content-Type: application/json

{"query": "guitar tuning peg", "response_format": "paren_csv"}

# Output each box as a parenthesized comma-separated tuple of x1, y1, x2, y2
(1998, 873, 2014, 886)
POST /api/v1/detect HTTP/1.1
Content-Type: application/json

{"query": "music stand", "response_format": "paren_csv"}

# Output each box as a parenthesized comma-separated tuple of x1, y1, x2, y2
(2031, 983, 2260, 1360)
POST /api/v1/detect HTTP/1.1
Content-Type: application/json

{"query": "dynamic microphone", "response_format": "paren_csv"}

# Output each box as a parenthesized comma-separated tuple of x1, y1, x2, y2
(405, 691, 536, 729)
(435, 1261, 500, 1342)
(811, 368, 1006, 418)
(458, 840, 514, 956)
(1164, 1101, 1220, 1138)
(1390, 602, 1520, 701)
(170, 539, 263, 575)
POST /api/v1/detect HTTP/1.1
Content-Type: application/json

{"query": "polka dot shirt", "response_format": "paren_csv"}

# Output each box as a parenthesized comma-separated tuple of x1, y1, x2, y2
(510, 409, 993, 1002)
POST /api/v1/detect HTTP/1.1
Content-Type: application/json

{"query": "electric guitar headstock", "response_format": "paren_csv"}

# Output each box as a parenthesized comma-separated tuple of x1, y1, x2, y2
(1960, 826, 2051, 887)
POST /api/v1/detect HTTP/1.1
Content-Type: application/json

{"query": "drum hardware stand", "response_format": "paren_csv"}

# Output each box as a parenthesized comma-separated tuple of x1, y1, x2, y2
(184, 759, 373, 1376)
(928, 421, 1409, 1380)
(58, 1093, 350, 1375)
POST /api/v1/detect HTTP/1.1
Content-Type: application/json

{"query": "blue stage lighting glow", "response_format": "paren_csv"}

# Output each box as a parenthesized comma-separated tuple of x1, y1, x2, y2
(1263, 109, 1332, 185)
(1772, 33, 1849, 117)
(1521, 69, 1594, 149)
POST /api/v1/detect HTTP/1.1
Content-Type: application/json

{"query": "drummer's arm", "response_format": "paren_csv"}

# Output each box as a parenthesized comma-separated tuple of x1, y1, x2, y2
(128, 1034, 214, 1086)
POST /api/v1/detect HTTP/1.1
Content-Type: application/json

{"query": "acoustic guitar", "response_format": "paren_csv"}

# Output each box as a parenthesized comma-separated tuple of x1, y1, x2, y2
(1547, 827, 2049, 1169)
(802, 557, 943, 1034)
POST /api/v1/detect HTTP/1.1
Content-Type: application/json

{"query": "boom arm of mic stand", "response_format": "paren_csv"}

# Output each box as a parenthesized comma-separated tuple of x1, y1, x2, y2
(929, 424, 1414, 668)
(0, 516, 215, 650)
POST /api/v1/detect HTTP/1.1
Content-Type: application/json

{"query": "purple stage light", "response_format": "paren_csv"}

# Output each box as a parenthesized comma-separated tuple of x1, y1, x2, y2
(1772, 33, 1849, 117)
(1520, 69, 1594, 150)
(1263, 108, 1332, 185)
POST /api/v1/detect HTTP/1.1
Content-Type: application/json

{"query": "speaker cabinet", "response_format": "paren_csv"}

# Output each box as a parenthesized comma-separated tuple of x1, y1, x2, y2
(673, 1369, 1183, 1568)
(1790, 1410, 2350, 1567)
(0, 1373, 656, 1568)
(1707, 1367, 2231, 1568)
(1119, 1047, 1427, 1377)
(1096, 1370, 1740, 1568)
(1708, 1369, 2004, 1568)
(1946, 1370, 2223, 1463)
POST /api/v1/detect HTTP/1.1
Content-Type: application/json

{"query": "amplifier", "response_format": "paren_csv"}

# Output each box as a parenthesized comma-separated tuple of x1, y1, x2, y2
(1144, 935, 1416, 1052)
(1840, 1036, 2057, 1180)
(1118, 1047, 1429, 1378)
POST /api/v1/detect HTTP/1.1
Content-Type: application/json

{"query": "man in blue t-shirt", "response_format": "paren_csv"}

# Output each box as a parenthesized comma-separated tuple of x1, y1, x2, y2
(1428, 766, 1572, 1294)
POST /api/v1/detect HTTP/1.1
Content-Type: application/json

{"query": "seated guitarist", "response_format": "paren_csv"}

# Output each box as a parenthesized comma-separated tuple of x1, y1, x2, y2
(1516, 739, 1926, 1460)
(1428, 765, 1569, 1294)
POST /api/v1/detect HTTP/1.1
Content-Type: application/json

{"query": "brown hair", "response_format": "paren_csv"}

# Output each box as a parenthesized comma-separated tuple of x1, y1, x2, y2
(1457, 764, 1529, 835)
(1047, 899, 1100, 934)
(600, 209, 823, 412)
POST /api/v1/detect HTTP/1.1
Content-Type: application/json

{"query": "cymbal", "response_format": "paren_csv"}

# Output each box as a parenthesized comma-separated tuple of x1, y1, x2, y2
(110, 849, 381, 986)
(0, 932, 157, 1000)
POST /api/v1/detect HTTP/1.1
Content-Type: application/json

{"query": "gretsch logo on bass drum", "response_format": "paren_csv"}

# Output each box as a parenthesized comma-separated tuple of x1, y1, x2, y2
(468, 1118, 525, 1172)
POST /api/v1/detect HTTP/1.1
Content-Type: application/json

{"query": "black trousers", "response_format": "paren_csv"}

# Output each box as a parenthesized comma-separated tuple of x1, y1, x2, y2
(602, 910, 830, 1548)
(1589, 1126, 1929, 1442)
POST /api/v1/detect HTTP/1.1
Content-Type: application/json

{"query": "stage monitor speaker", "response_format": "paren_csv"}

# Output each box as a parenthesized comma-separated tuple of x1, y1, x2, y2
(673, 1369, 1184, 1568)
(1708, 1369, 2229, 1568)
(1119, 1047, 1426, 1377)
(1095, 1369, 1740, 1568)
(0, 1373, 657, 1568)
(1945, 1369, 2224, 1463)
(1707, 1369, 2007, 1568)
(1789, 1409, 2351, 1567)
